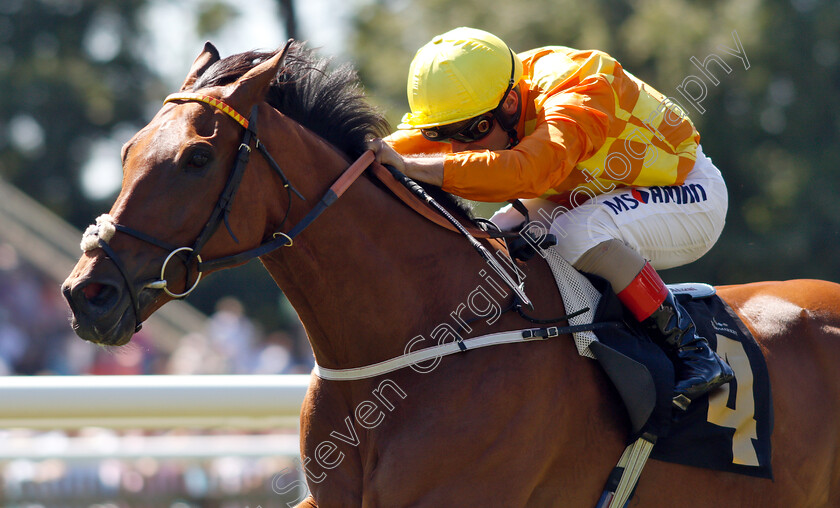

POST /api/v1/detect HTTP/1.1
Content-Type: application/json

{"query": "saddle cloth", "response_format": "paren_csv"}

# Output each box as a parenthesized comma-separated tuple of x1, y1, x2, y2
(542, 247, 773, 479)
(649, 293, 773, 478)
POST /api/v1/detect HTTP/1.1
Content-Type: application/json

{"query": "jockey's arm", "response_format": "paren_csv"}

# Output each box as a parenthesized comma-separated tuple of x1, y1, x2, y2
(371, 75, 613, 202)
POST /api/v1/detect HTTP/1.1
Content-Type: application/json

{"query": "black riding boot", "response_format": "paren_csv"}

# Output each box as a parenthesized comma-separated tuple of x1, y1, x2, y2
(645, 291, 735, 410)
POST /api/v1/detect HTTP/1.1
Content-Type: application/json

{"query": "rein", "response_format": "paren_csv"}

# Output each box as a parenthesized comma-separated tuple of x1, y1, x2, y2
(82, 91, 524, 332)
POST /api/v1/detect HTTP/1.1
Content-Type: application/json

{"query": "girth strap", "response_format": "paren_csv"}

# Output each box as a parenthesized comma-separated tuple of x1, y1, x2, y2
(596, 436, 656, 508)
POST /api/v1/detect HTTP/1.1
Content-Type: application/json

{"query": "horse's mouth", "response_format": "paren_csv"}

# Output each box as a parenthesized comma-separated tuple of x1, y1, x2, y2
(69, 306, 135, 346)
(64, 280, 157, 347)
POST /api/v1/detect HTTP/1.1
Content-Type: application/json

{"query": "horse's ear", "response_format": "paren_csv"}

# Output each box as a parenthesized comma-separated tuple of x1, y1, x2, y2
(225, 40, 293, 107)
(179, 41, 221, 91)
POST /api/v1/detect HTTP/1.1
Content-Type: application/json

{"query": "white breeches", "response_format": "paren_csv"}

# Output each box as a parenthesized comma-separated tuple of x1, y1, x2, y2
(491, 145, 728, 270)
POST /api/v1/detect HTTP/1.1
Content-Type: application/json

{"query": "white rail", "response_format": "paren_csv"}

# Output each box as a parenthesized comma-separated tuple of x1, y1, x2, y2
(0, 432, 301, 460)
(0, 375, 311, 429)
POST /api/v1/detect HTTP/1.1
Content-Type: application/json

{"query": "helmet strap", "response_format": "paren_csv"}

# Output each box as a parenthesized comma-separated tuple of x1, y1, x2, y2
(493, 86, 521, 147)
(493, 48, 521, 147)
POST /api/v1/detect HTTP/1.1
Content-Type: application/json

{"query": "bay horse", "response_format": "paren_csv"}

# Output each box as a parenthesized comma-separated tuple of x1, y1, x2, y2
(62, 42, 839, 507)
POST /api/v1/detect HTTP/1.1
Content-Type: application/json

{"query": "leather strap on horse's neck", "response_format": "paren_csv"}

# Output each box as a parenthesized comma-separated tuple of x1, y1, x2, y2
(197, 150, 377, 272)
(199, 150, 515, 272)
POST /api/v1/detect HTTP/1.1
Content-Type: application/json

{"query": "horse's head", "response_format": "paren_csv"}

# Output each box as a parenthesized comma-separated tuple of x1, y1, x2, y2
(62, 42, 299, 345)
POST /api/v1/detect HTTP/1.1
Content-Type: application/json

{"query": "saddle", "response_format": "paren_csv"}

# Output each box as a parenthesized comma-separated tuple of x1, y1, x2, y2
(539, 248, 773, 479)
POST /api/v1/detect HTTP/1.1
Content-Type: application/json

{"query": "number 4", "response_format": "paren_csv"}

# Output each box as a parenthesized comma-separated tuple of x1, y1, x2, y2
(706, 334, 760, 466)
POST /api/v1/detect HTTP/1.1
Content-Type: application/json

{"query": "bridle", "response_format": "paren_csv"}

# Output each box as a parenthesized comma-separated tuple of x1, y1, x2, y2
(82, 90, 526, 333)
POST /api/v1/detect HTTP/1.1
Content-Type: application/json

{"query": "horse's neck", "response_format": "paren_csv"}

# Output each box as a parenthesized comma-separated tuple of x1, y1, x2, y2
(261, 185, 495, 368)
(257, 130, 501, 369)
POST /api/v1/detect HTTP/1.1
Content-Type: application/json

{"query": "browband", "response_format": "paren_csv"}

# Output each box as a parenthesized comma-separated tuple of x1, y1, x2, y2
(164, 93, 249, 129)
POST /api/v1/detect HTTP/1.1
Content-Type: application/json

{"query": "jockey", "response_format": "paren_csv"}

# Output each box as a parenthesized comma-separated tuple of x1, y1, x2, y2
(366, 27, 734, 410)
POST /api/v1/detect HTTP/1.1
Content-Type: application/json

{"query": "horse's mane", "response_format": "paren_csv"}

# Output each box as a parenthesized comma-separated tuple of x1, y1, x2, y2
(192, 42, 475, 219)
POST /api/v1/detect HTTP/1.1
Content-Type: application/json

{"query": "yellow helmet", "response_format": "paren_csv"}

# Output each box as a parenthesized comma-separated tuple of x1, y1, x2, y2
(398, 27, 523, 130)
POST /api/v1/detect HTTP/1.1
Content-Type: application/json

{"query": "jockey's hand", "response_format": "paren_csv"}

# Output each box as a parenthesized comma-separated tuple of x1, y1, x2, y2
(365, 138, 445, 187)
(366, 138, 406, 173)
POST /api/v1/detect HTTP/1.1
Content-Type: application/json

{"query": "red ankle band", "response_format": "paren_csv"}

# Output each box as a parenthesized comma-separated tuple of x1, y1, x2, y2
(617, 262, 668, 321)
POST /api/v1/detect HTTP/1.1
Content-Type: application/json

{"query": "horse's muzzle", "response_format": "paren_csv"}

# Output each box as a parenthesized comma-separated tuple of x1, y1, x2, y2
(62, 277, 135, 346)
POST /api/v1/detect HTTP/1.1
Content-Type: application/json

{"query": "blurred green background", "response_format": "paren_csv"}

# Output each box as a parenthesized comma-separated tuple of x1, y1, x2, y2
(2, 0, 839, 334)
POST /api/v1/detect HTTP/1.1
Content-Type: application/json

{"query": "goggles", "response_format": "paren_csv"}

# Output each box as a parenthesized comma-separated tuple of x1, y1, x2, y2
(421, 112, 495, 143)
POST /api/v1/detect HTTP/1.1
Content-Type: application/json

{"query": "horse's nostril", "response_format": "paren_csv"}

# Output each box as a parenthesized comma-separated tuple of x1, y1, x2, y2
(86, 283, 118, 308)
(83, 282, 104, 301)
(71, 280, 120, 313)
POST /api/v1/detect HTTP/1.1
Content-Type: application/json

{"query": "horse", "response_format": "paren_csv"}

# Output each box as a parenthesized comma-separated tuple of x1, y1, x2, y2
(62, 41, 840, 507)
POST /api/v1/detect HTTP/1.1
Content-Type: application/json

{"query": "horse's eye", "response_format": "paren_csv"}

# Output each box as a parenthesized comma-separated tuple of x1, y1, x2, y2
(186, 149, 211, 170)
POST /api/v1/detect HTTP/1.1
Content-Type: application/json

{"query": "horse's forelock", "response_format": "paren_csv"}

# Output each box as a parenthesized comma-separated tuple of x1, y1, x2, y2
(191, 50, 274, 89)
